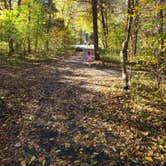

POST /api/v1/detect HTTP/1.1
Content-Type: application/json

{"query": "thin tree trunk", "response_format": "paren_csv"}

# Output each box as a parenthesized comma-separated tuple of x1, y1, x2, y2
(45, 14, 51, 53)
(27, 6, 31, 53)
(8, 0, 12, 9)
(27, 38, 31, 53)
(45, 39, 49, 52)
(132, 0, 139, 56)
(18, 0, 21, 6)
(4, 0, 7, 9)
(130, 0, 139, 81)
(8, 0, 14, 55)
(132, 17, 139, 56)
(35, 27, 38, 53)
(15, 42, 20, 52)
(8, 38, 14, 55)
(120, 0, 134, 90)
(92, 0, 100, 60)
(100, 1, 108, 48)
(34, 12, 40, 53)
(15, 0, 21, 52)
(105, 9, 109, 35)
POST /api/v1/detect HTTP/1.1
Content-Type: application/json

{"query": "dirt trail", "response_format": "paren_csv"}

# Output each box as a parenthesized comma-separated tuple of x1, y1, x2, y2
(57, 52, 121, 92)
(0, 53, 122, 165)
(1, 53, 164, 165)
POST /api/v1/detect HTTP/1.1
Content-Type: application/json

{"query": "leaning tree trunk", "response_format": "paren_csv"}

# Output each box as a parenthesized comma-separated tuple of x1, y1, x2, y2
(92, 0, 100, 60)
(120, 0, 134, 90)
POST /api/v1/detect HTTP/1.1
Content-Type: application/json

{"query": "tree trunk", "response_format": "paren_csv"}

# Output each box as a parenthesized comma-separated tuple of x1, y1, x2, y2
(4, 0, 7, 9)
(18, 0, 21, 6)
(27, 38, 31, 53)
(92, 0, 100, 60)
(9, 0, 12, 9)
(7, 0, 14, 55)
(8, 38, 14, 55)
(130, 0, 139, 81)
(35, 17, 40, 53)
(45, 14, 51, 53)
(120, 40, 129, 90)
(15, 42, 20, 52)
(27, 6, 31, 53)
(45, 39, 49, 52)
(100, 1, 108, 48)
(132, 0, 139, 56)
(35, 33, 38, 53)
(120, 0, 134, 90)
(105, 9, 109, 37)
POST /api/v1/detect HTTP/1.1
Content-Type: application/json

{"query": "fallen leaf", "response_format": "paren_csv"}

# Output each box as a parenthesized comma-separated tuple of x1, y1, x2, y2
(145, 156, 153, 162)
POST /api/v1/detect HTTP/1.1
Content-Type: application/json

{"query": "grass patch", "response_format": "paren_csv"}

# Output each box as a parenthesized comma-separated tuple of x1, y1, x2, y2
(101, 53, 120, 63)
(99, 48, 120, 64)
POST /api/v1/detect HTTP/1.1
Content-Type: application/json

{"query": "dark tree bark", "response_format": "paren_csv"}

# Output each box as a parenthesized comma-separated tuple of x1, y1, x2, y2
(45, 39, 49, 52)
(7, 0, 14, 55)
(8, 38, 14, 55)
(35, 19, 39, 53)
(35, 36, 38, 53)
(92, 0, 100, 60)
(120, 0, 134, 90)
(45, 14, 52, 53)
(27, 38, 31, 53)
(4, 0, 8, 9)
(18, 0, 21, 6)
(130, 0, 139, 81)
(8, 0, 12, 9)
(105, 8, 109, 37)
(100, 0, 108, 48)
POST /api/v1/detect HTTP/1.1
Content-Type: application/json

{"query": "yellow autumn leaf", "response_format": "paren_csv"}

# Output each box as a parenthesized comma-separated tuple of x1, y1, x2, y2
(20, 160, 26, 166)
(154, 156, 162, 160)
(145, 156, 153, 162)
(140, 131, 148, 136)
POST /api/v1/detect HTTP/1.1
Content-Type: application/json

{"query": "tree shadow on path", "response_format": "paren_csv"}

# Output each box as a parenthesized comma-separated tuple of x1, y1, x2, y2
(0, 54, 165, 165)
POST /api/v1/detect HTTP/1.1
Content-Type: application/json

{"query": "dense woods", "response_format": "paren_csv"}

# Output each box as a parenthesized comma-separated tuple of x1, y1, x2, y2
(0, 0, 166, 165)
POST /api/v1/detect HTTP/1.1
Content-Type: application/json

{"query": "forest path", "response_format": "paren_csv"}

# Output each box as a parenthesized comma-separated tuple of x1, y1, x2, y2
(0, 52, 123, 165)
(1, 52, 164, 165)
(56, 51, 121, 93)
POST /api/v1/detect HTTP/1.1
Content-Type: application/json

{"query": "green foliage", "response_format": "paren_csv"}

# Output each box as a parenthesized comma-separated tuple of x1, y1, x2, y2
(0, 0, 76, 55)
(0, 9, 19, 42)
(98, 48, 120, 63)
(124, 0, 166, 87)
(75, 11, 93, 33)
